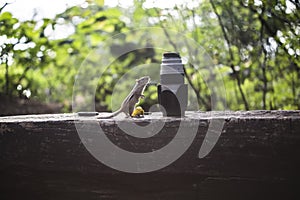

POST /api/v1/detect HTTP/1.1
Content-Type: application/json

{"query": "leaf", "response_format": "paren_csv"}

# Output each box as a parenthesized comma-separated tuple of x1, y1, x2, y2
(0, 12, 12, 20)
(95, 0, 104, 7)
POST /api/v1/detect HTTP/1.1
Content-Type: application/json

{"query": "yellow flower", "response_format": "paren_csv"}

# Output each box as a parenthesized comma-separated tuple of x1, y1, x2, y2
(131, 106, 144, 118)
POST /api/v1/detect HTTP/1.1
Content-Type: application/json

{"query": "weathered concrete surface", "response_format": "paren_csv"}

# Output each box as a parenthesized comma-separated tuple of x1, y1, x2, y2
(0, 111, 299, 200)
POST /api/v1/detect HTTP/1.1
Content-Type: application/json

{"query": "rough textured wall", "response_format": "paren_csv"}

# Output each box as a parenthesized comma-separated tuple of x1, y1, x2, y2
(0, 111, 299, 200)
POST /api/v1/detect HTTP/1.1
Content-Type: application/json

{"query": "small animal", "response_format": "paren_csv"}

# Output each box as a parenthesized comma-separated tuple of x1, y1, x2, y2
(97, 76, 150, 119)
(131, 106, 144, 118)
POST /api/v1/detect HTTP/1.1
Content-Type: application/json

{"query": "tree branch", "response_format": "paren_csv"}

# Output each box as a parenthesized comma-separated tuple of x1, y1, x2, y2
(0, 3, 9, 13)
(209, 0, 249, 110)
(259, 7, 268, 110)
(244, 3, 299, 65)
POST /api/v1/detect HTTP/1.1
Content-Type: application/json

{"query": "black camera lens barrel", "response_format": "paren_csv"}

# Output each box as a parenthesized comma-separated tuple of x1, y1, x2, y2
(160, 53, 184, 85)
(158, 52, 188, 117)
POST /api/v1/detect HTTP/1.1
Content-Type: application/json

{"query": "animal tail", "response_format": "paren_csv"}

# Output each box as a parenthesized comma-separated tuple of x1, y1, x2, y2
(97, 108, 122, 119)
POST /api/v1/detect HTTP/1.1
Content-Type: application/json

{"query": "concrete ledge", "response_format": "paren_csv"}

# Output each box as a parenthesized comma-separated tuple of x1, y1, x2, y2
(0, 111, 299, 200)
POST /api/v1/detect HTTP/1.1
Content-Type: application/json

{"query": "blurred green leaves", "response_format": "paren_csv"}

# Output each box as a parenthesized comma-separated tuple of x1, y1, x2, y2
(0, 0, 299, 112)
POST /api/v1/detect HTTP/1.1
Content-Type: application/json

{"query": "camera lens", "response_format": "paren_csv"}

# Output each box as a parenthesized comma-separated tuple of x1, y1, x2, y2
(158, 52, 187, 117)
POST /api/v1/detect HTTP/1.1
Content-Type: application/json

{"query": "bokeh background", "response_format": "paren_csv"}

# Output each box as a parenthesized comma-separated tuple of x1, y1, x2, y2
(0, 0, 299, 115)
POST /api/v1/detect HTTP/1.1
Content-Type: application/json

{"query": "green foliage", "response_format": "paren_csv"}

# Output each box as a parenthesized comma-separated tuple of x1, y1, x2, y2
(0, 0, 299, 112)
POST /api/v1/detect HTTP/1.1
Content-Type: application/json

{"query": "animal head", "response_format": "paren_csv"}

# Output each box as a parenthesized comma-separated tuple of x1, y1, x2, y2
(136, 76, 150, 85)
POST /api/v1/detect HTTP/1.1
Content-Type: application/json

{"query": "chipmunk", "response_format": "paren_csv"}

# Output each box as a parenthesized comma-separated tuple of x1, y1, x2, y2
(97, 76, 150, 119)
